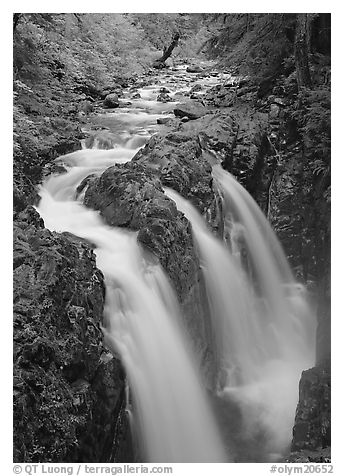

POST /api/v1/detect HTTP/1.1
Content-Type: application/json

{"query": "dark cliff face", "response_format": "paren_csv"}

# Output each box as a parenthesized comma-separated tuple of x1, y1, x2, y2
(13, 206, 130, 463)
(292, 360, 331, 452)
(287, 359, 331, 463)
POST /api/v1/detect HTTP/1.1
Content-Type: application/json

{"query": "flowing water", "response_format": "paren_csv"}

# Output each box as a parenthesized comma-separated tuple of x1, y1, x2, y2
(165, 166, 316, 460)
(35, 67, 315, 462)
(36, 73, 228, 463)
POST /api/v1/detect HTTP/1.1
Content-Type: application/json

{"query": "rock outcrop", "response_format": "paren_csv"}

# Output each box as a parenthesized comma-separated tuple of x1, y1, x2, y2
(83, 131, 219, 380)
(132, 130, 214, 212)
(14, 120, 82, 214)
(13, 207, 130, 462)
(174, 101, 208, 120)
(287, 360, 331, 462)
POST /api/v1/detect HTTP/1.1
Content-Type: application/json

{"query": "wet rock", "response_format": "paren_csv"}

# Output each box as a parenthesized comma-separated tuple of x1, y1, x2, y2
(160, 86, 171, 93)
(157, 92, 171, 103)
(131, 92, 141, 99)
(174, 101, 208, 120)
(285, 447, 331, 463)
(181, 107, 274, 213)
(14, 119, 82, 214)
(119, 100, 132, 107)
(291, 360, 331, 454)
(13, 210, 127, 462)
(83, 163, 195, 301)
(42, 162, 68, 179)
(181, 111, 239, 154)
(286, 447, 331, 463)
(132, 130, 214, 212)
(83, 147, 217, 382)
(85, 131, 118, 150)
(186, 65, 203, 73)
(157, 117, 172, 125)
(103, 93, 120, 109)
(190, 84, 203, 93)
(76, 174, 97, 200)
(223, 78, 236, 88)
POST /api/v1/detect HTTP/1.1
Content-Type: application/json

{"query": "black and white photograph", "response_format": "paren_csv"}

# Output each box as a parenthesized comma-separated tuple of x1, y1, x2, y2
(12, 9, 331, 470)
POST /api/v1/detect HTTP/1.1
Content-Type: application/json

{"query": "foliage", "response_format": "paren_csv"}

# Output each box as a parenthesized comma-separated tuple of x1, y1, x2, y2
(14, 13, 157, 88)
(292, 86, 331, 202)
(203, 14, 296, 80)
(129, 13, 212, 61)
(13, 13, 158, 211)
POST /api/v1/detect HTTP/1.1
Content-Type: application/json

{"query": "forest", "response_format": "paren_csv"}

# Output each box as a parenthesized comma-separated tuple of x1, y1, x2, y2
(13, 13, 331, 466)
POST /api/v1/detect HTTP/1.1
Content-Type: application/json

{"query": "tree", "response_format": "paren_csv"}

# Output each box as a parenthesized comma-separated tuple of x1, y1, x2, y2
(13, 13, 22, 32)
(294, 13, 312, 90)
(153, 32, 180, 68)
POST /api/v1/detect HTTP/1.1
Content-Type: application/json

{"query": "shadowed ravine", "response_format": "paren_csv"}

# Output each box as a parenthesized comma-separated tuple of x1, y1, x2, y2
(35, 72, 316, 463)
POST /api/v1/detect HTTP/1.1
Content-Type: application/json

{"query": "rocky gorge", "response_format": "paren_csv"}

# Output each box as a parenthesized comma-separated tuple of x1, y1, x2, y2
(13, 48, 330, 463)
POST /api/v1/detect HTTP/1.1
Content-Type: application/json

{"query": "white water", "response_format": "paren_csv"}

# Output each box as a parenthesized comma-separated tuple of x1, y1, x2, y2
(165, 167, 316, 459)
(36, 141, 227, 462)
(33, 67, 316, 461)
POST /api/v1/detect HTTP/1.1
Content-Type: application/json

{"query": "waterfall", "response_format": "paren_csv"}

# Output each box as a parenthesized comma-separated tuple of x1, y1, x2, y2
(36, 147, 227, 463)
(164, 166, 316, 459)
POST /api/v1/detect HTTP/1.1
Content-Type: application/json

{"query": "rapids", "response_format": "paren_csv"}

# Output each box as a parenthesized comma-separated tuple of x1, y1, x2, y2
(36, 75, 228, 461)
(35, 67, 315, 462)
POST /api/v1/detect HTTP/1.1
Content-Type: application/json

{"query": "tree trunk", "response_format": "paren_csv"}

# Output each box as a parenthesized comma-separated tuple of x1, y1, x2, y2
(153, 32, 180, 68)
(13, 13, 22, 32)
(295, 13, 312, 90)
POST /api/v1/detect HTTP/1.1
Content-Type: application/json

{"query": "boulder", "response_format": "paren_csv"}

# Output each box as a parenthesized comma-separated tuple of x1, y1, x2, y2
(131, 130, 214, 213)
(119, 100, 132, 108)
(103, 93, 119, 109)
(83, 163, 196, 301)
(186, 65, 203, 73)
(174, 101, 208, 120)
(157, 92, 171, 103)
(13, 207, 129, 462)
(100, 85, 123, 100)
(157, 117, 172, 125)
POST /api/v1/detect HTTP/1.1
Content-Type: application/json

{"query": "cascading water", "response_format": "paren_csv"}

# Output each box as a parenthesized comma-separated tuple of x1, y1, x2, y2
(36, 139, 227, 462)
(32, 66, 315, 461)
(165, 166, 316, 460)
